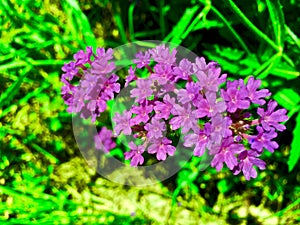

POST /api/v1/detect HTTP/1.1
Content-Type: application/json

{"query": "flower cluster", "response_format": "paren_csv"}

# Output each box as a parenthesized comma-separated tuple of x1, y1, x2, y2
(61, 45, 288, 180)
(61, 47, 120, 122)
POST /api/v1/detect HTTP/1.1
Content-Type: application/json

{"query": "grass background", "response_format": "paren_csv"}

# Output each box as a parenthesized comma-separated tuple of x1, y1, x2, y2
(0, 0, 300, 224)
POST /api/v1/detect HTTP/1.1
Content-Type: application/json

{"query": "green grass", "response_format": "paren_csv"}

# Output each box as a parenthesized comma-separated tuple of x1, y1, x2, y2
(0, 0, 299, 224)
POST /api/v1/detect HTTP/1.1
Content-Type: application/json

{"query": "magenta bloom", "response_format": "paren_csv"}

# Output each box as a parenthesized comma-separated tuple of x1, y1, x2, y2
(147, 137, 176, 161)
(173, 58, 192, 81)
(210, 137, 244, 171)
(194, 59, 227, 92)
(74, 46, 93, 65)
(130, 101, 153, 125)
(149, 45, 177, 64)
(248, 126, 278, 153)
(133, 51, 151, 68)
(113, 111, 133, 135)
(183, 124, 211, 157)
(258, 100, 288, 131)
(154, 94, 176, 120)
(101, 74, 121, 101)
(62, 61, 78, 80)
(125, 66, 137, 87)
(169, 103, 198, 134)
(94, 127, 116, 153)
(233, 150, 266, 180)
(246, 76, 270, 105)
(151, 63, 173, 85)
(91, 58, 115, 76)
(210, 114, 232, 144)
(130, 78, 153, 103)
(192, 57, 209, 73)
(177, 82, 201, 105)
(124, 142, 145, 166)
(195, 92, 226, 118)
(144, 118, 166, 140)
(95, 48, 114, 61)
(221, 80, 250, 113)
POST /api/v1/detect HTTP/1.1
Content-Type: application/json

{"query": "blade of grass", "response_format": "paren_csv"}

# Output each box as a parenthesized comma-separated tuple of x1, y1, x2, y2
(128, 3, 135, 41)
(181, 2, 211, 41)
(271, 68, 300, 79)
(207, 4, 251, 55)
(164, 5, 200, 44)
(273, 89, 300, 111)
(65, 0, 97, 49)
(0, 66, 31, 108)
(254, 51, 282, 78)
(287, 112, 300, 172)
(112, 2, 128, 44)
(285, 25, 300, 49)
(265, 0, 285, 48)
(0, 82, 50, 119)
(0, 59, 69, 71)
(159, 0, 166, 38)
(227, 0, 281, 52)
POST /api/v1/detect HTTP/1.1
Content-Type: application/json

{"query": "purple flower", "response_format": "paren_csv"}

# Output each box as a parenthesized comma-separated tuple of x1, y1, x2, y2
(100, 74, 120, 101)
(74, 46, 93, 65)
(91, 55, 115, 76)
(177, 82, 201, 105)
(173, 58, 192, 81)
(194, 65, 227, 92)
(144, 118, 166, 140)
(130, 101, 153, 124)
(95, 48, 114, 61)
(125, 66, 137, 87)
(151, 63, 173, 85)
(72, 87, 86, 113)
(169, 103, 198, 134)
(195, 92, 226, 118)
(192, 57, 209, 73)
(221, 80, 250, 113)
(233, 150, 266, 180)
(210, 114, 232, 144)
(183, 124, 211, 157)
(130, 78, 153, 103)
(113, 111, 133, 135)
(124, 142, 145, 166)
(94, 127, 116, 152)
(154, 94, 176, 120)
(133, 51, 151, 68)
(210, 137, 244, 171)
(258, 100, 288, 131)
(62, 61, 78, 80)
(248, 126, 278, 153)
(149, 45, 177, 65)
(246, 76, 270, 105)
(148, 137, 176, 160)
(80, 71, 103, 97)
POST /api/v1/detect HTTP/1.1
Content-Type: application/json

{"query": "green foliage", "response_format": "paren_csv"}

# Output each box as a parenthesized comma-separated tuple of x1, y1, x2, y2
(0, 0, 299, 224)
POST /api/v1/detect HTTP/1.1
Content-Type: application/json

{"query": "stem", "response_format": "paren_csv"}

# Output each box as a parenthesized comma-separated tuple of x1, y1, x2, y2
(145, 64, 154, 73)
(253, 52, 282, 77)
(210, 5, 251, 55)
(227, 0, 281, 52)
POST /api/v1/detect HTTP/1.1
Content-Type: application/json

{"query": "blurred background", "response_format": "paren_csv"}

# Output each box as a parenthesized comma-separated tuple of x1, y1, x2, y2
(0, 0, 299, 224)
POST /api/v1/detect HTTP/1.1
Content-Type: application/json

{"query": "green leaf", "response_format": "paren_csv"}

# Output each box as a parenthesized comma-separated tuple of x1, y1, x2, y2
(50, 118, 62, 131)
(288, 112, 300, 172)
(217, 179, 232, 193)
(273, 89, 300, 111)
